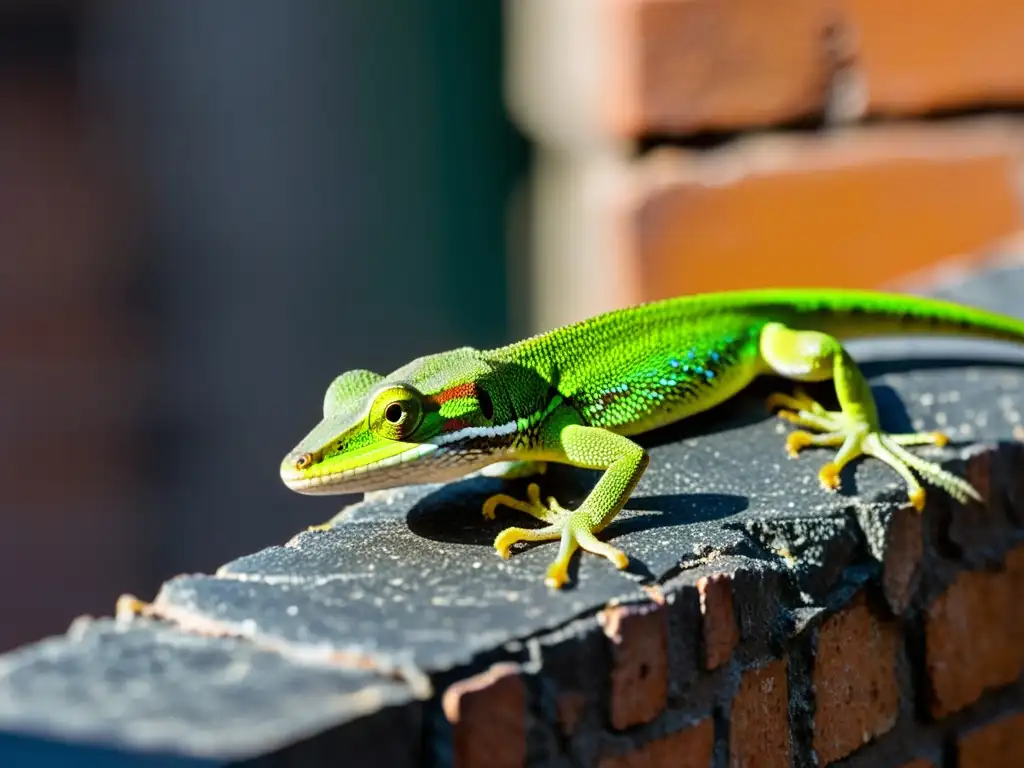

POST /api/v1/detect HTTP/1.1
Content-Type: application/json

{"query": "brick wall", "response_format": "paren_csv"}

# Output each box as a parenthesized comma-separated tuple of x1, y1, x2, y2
(507, 0, 1024, 330)
(438, 445, 1024, 767)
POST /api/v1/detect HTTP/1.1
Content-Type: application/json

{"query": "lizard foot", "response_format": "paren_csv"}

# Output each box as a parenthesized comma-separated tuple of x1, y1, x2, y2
(768, 389, 976, 511)
(483, 483, 629, 588)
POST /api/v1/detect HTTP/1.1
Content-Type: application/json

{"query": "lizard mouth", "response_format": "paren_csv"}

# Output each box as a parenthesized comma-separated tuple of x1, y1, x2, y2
(280, 443, 495, 495)
(279, 442, 441, 494)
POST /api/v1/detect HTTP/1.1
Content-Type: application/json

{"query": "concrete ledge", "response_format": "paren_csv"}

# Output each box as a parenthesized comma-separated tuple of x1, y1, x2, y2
(0, 263, 1022, 766)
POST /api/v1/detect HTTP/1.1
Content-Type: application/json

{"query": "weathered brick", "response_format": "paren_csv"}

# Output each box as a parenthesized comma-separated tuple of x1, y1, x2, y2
(841, 0, 1024, 117)
(943, 449, 1021, 564)
(729, 658, 790, 768)
(925, 545, 1024, 718)
(442, 663, 526, 768)
(813, 592, 900, 765)
(623, 123, 1023, 300)
(882, 505, 924, 615)
(599, 717, 714, 768)
(599, 602, 669, 730)
(603, 0, 834, 136)
(697, 573, 739, 670)
(958, 712, 1024, 767)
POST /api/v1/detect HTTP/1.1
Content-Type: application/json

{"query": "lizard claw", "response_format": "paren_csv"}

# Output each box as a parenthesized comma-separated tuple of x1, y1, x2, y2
(770, 392, 978, 510)
(484, 486, 629, 588)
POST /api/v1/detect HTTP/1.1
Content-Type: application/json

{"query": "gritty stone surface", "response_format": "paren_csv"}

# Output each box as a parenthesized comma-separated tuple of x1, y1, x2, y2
(0, 264, 1019, 762)
(0, 617, 419, 762)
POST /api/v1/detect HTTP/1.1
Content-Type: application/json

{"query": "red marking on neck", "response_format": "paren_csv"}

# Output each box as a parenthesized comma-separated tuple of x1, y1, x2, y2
(429, 382, 478, 405)
(443, 418, 472, 432)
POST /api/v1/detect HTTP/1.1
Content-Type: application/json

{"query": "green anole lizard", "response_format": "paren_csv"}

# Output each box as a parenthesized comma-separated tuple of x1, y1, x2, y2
(280, 288, 1024, 588)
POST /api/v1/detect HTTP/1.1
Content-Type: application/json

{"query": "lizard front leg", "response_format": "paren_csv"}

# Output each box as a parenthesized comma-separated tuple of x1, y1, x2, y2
(483, 407, 649, 588)
(760, 322, 979, 510)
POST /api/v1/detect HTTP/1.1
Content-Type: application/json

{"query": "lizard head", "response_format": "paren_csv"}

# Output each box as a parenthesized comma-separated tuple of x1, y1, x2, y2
(280, 348, 516, 494)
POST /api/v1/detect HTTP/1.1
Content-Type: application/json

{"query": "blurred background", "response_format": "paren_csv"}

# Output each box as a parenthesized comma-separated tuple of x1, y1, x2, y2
(2, 0, 1023, 652)
(0, 0, 529, 652)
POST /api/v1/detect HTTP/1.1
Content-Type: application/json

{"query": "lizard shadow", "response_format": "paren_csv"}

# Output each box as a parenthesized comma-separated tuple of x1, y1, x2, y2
(405, 466, 746, 548)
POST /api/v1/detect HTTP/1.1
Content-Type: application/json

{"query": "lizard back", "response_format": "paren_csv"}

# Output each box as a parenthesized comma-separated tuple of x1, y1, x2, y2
(490, 288, 1024, 435)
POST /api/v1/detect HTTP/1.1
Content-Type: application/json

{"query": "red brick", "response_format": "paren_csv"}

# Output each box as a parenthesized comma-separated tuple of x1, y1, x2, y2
(958, 712, 1024, 767)
(623, 122, 1023, 300)
(925, 545, 1024, 718)
(603, 0, 834, 136)
(882, 506, 924, 615)
(442, 663, 526, 768)
(813, 592, 900, 765)
(842, 0, 1024, 117)
(729, 658, 790, 768)
(697, 573, 739, 670)
(599, 602, 669, 730)
(899, 760, 935, 768)
(599, 717, 714, 768)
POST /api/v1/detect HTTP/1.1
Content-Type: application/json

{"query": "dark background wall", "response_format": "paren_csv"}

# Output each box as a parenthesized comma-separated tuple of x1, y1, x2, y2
(0, 0, 528, 652)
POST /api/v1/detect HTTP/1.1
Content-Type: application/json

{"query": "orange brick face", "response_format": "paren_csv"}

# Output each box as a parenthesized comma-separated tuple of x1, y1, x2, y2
(625, 124, 1023, 299)
(604, 0, 833, 136)
(600, 602, 670, 730)
(697, 573, 739, 670)
(812, 593, 900, 765)
(925, 545, 1024, 718)
(729, 658, 790, 768)
(599, 718, 714, 768)
(842, 0, 1024, 116)
(601, 0, 1024, 135)
(958, 712, 1024, 767)
(442, 663, 527, 768)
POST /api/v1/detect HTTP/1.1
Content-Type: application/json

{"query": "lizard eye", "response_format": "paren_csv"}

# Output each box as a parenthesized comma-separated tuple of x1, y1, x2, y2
(384, 403, 406, 424)
(369, 385, 423, 440)
(294, 452, 315, 470)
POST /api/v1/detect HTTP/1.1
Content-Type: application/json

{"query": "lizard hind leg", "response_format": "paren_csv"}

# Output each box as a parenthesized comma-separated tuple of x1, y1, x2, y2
(759, 322, 979, 511)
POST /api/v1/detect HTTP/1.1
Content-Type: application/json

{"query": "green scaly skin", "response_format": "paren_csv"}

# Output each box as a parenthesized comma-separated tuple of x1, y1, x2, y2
(280, 288, 1024, 589)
